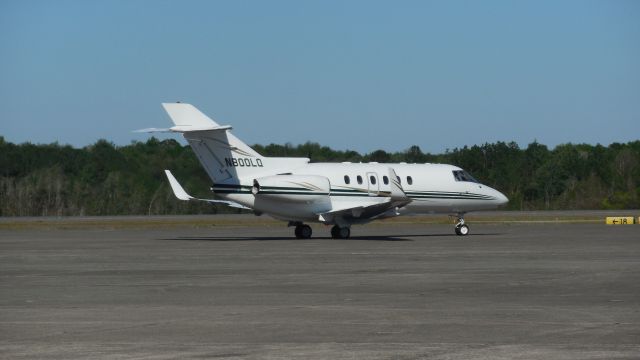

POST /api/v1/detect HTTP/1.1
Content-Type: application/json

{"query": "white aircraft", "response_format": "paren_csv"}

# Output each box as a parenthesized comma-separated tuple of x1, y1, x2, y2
(138, 103, 508, 238)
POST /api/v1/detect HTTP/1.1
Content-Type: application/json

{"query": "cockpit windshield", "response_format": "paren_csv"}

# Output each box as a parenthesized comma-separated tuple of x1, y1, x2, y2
(452, 170, 479, 183)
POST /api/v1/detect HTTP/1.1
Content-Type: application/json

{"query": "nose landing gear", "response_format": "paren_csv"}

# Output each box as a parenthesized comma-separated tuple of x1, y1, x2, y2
(454, 214, 469, 236)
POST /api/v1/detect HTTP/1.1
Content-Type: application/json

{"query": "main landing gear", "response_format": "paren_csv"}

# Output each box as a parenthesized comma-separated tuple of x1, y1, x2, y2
(295, 224, 313, 239)
(290, 222, 351, 239)
(291, 222, 313, 239)
(330, 225, 351, 239)
(454, 213, 469, 236)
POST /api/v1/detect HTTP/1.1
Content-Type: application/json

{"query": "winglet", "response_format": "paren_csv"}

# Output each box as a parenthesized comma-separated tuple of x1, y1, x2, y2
(164, 170, 194, 201)
(164, 169, 251, 210)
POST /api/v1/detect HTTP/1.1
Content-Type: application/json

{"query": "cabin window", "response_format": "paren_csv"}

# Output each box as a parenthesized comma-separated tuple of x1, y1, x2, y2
(370, 175, 377, 185)
(407, 176, 413, 185)
(383, 176, 389, 185)
(344, 175, 350, 184)
(357, 175, 363, 185)
(452, 170, 479, 183)
(397, 176, 401, 184)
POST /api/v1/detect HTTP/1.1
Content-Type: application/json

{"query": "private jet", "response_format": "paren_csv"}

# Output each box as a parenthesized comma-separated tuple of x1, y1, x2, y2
(137, 103, 508, 238)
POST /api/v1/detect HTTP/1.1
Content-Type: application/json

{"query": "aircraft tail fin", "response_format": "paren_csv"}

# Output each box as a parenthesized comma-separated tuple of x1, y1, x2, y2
(162, 103, 224, 129)
(160, 103, 307, 185)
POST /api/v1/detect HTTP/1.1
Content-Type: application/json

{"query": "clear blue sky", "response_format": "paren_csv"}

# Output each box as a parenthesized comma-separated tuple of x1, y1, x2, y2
(1, 0, 638, 153)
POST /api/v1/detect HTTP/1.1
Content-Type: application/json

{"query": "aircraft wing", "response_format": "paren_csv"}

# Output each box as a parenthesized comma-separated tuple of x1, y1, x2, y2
(164, 170, 250, 210)
(317, 200, 400, 225)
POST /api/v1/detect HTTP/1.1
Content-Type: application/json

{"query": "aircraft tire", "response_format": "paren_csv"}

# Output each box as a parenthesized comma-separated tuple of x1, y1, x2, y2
(456, 224, 469, 236)
(331, 225, 350, 239)
(331, 225, 340, 239)
(297, 225, 312, 239)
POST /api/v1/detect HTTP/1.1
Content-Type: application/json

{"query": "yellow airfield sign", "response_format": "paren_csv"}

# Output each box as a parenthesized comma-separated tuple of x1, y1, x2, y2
(605, 217, 635, 225)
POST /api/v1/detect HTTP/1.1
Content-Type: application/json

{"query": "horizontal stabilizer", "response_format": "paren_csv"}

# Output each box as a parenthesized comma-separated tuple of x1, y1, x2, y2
(133, 127, 172, 133)
(169, 124, 232, 132)
(134, 125, 232, 133)
(134, 103, 233, 133)
(164, 170, 250, 210)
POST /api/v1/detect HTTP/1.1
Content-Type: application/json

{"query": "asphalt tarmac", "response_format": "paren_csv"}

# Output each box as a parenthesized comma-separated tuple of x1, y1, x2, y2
(1, 217, 639, 359)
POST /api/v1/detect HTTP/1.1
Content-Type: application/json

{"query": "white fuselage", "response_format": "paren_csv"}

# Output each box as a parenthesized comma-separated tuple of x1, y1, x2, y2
(152, 103, 509, 235)
(214, 161, 508, 223)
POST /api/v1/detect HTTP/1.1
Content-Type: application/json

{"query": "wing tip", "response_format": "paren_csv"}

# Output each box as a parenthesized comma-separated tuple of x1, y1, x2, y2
(164, 170, 194, 201)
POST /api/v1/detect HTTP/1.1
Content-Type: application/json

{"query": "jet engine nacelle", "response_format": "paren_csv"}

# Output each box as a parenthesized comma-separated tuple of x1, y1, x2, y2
(252, 175, 330, 203)
(251, 175, 332, 222)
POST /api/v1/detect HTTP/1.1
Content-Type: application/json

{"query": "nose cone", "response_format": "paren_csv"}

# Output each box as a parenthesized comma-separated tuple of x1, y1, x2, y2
(496, 190, 509, 206)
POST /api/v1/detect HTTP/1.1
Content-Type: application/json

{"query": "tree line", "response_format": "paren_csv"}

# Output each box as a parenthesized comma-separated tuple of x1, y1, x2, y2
(0, 136, 638, 216)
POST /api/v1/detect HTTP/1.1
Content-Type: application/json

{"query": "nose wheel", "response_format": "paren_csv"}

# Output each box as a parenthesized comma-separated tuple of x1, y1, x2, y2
(331, 225, 351, 239)
(455, 224, 469, 236)
(454, 214, 469, 236)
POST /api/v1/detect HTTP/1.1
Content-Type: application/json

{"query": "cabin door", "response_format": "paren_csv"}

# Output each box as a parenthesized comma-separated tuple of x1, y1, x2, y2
(366, 172, 379, 196)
